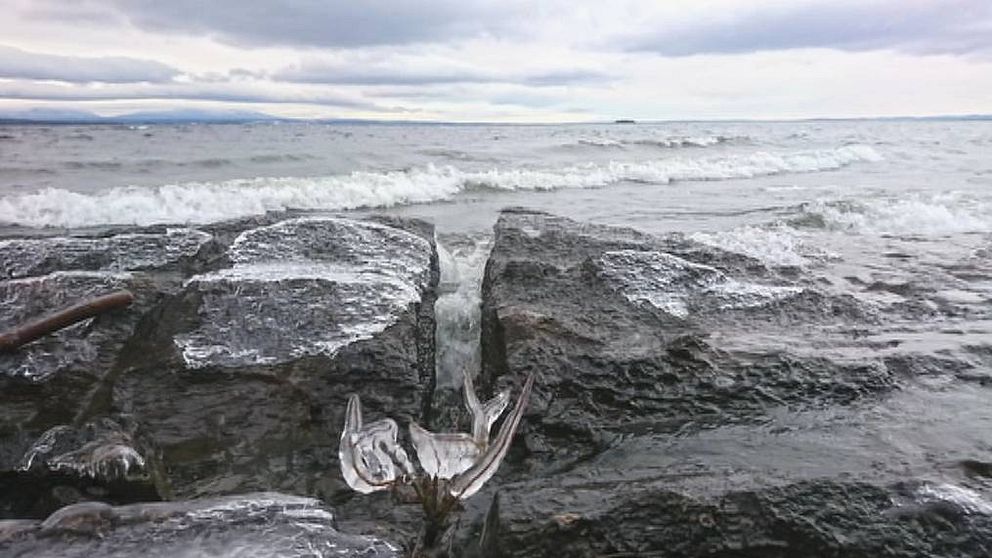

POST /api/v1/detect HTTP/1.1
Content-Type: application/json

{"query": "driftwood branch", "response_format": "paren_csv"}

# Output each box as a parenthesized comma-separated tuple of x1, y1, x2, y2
(0, 290, 135, 352)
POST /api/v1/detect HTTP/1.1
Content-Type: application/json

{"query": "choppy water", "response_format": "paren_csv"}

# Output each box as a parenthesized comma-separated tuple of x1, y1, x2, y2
(3, 117, 990, 380)
(2, 119, 991, 518)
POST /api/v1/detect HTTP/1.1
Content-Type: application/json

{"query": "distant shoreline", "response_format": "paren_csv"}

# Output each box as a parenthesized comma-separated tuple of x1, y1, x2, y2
(1, 113, 991, 126)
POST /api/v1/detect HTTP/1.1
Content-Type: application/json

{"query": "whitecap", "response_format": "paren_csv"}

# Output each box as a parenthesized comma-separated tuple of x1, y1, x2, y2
(0, 145, 882, 228)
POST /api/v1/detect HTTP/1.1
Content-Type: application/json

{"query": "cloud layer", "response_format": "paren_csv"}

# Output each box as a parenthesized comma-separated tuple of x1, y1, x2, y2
(0, 0, 990, 120)
(0, 45, 178, 83)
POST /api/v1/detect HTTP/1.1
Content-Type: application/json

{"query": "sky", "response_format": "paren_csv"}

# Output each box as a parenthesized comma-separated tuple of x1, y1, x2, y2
(0, 0, 991, 122)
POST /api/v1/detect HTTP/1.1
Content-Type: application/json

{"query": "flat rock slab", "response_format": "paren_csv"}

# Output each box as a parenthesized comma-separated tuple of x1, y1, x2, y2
(0, 492, 401, 557)
(176, 217, 433, 369)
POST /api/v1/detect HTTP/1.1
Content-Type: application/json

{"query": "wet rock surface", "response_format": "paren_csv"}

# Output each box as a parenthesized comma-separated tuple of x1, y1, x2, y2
(0, 229, 208, 518)
(0, 214, 439, 522)
(0, 492, 400, 557)
(479, 208, 890, 469)
(460, 208, 992, 557)
(3, 207, 991, 556)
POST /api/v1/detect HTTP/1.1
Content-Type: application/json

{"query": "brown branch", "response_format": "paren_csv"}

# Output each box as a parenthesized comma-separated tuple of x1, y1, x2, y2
(0, 290, 135, 352)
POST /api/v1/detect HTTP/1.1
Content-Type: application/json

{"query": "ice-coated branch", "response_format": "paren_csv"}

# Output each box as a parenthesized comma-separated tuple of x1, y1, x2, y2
(463, 373, 510, 448)
(448, 374, 534, 500)
(339, 374, 535, 555)
(0, 290, 134, 352)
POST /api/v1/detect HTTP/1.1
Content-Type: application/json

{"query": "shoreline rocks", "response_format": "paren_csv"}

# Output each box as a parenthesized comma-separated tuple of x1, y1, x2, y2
(465, 208, 992, 556)
(0, 492, 400, 557)
(1, 213, 440, 522)
(3, 207, 992, 556)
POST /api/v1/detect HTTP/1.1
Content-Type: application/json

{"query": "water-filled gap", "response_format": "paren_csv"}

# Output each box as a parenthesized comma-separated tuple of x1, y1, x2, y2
(431, 234, 492, 429)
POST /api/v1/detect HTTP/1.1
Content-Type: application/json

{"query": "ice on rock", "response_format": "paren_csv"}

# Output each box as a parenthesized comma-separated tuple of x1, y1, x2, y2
(176, 217, 433, 369)
(18, 419, 146, 481)
(4, 493, 401, 557)
(598, 249, 802, 318)
(0, 228, 211, 280)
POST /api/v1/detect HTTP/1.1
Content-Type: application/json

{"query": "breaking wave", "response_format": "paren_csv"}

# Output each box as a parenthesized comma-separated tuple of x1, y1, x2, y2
(0, 145, 881, 228)
(571, 135, 745, 149)
(690, 225, 834, 267)
(797, 193, 991, 236)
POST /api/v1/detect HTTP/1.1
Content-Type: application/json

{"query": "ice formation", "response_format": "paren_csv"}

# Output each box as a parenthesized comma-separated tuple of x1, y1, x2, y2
(339, 373, 533, 500)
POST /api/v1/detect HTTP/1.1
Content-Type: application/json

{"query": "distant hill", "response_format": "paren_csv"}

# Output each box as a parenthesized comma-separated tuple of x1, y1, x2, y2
(0, 108, 283, 124)
(111, 109, 281, 123)
(0, 109, 989, 125)
(0, 108, 104, 123)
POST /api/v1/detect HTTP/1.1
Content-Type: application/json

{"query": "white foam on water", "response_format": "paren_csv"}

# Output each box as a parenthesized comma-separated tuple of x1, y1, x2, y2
(690, 225, 833, 267)
(434, 238, 492, 388)
(806, 193, 991, 236)
(0, 145, 882, 228)
(576, 137, 624, 147)
(915, 482, 992, 514)
(627, 135, 737, 148)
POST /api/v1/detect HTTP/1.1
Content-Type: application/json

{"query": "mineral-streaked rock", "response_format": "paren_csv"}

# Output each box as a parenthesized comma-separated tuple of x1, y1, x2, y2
(0, 228, 211, 281)
(116, 215, 439, 500)
(0, 492, 401, 557)
(0, 214, 439, 517)
(175, 217, 433, 369)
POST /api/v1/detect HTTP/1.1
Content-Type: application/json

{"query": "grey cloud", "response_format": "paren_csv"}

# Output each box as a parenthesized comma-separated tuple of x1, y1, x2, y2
(274, 61, 613, 86)
(273, 64, 494, 86)
(0, 81, 389, 111)
(520, 69, 613, 87)
(106, 0, 518, 48)
(628, 0, 992, 56)
(0, 45, 179, 83)
(366, 84, 569, 109)
(488, 92, 564, 108)
(21, 1, 124, 26)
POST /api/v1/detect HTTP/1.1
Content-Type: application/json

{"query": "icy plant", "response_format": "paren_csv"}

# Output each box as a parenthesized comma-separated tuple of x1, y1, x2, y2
(340, 373, 535, 553)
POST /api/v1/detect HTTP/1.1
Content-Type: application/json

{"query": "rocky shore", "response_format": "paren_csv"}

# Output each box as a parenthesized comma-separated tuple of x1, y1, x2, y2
(2, 209, 991, 556)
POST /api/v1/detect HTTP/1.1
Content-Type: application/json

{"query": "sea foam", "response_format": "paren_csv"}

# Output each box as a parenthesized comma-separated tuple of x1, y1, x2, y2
(802, 193, 991, 236)
(0, 145, 881, 228)
(690, 225, 833, 267)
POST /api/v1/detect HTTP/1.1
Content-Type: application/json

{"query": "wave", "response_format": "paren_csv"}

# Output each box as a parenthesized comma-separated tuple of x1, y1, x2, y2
(627, 135, 743, 148)
(797, 193, 991, 236)
(690, 225, 834, 267)
(575, 138, 624, 148)
(570, 135, 744, 150)
(0, 145, 882, 228)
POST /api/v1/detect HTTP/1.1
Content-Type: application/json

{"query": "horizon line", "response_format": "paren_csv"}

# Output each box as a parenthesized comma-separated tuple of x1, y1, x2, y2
(0, 111, 990, 126)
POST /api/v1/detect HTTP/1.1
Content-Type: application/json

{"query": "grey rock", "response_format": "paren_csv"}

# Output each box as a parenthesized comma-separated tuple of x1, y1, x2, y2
(462, 208, 992, 557)
(0, 214, 439, 518)
(480, 208, 889, 471)
(114, 215, 439, 500)
(452, 478, 992, 558)
(0, 228, 211, 281)
(0, 492, 401, 557)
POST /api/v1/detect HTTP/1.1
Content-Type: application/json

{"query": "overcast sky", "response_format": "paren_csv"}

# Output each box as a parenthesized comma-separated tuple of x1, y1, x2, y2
(1, 0, 990, 121)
